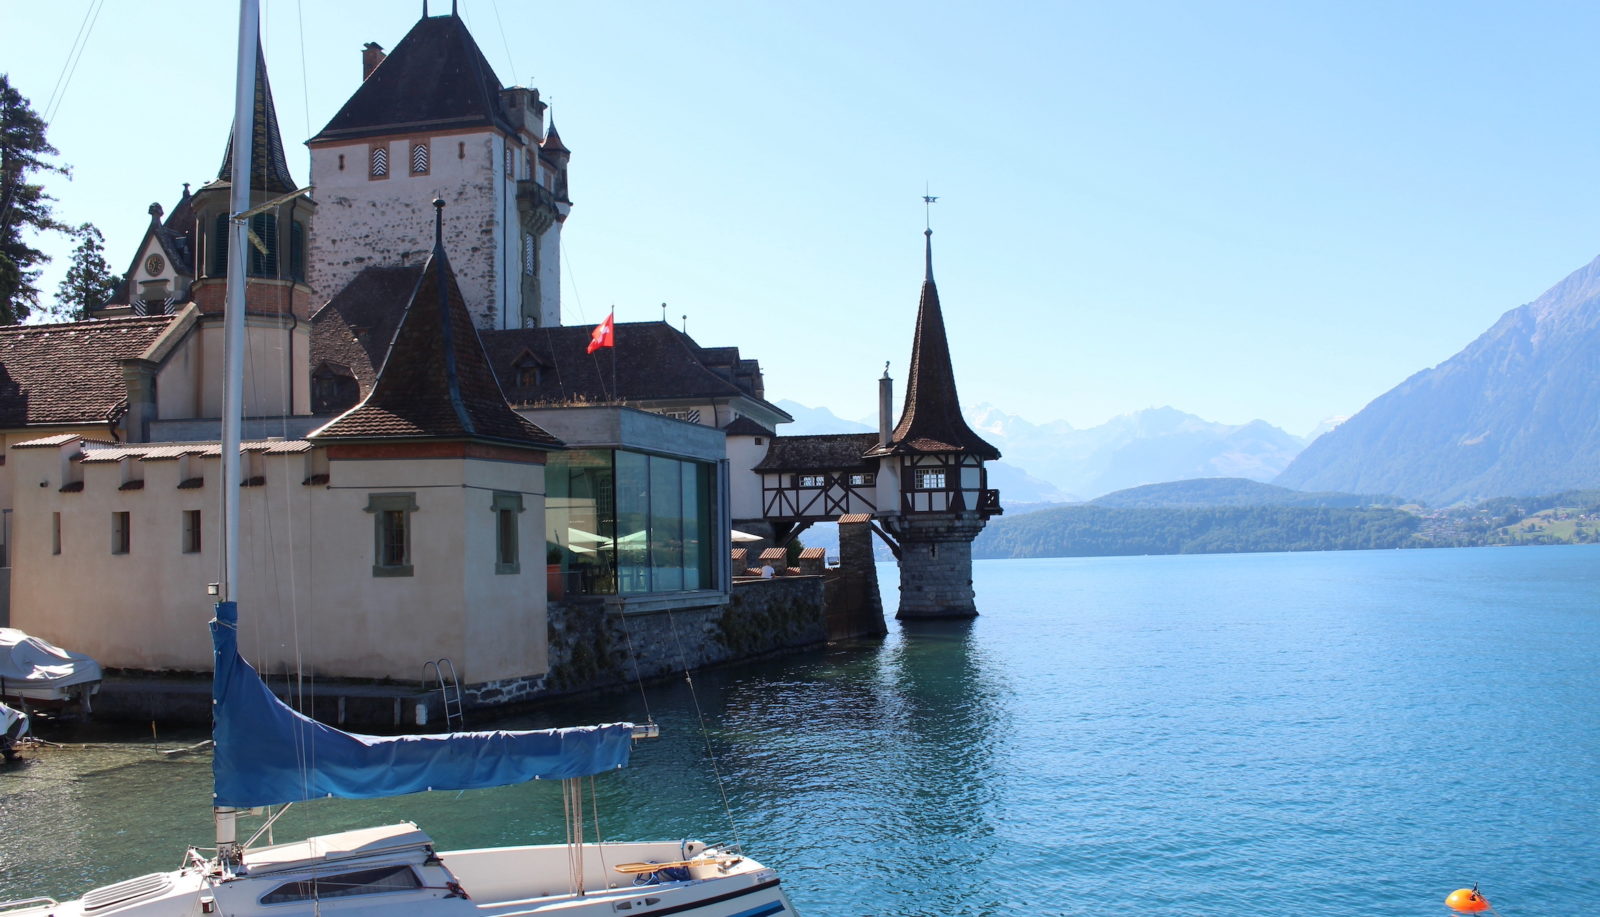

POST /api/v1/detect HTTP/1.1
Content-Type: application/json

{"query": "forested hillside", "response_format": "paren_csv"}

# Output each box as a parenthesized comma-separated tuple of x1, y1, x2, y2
(973, 505, 1419, 558)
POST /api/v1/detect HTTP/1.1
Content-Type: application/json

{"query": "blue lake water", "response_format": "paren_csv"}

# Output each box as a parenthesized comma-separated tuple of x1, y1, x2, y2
(3, 546, 1597, 915)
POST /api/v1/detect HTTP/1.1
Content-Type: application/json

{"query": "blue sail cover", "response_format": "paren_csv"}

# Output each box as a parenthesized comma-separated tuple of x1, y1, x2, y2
(211, 602, 635, 808)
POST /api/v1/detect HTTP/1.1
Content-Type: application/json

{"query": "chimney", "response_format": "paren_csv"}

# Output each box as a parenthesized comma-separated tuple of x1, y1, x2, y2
(362, 42, 386, 81)
(878, 363, 894, 448)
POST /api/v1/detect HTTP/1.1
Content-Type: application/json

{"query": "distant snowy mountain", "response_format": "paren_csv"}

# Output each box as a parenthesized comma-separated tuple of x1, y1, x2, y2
(771, 399, 1305, 501)
(965, 403, 1304, 499)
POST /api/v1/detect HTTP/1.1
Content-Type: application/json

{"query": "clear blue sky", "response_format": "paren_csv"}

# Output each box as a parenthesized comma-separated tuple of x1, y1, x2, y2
(7, 0, 1600, 438)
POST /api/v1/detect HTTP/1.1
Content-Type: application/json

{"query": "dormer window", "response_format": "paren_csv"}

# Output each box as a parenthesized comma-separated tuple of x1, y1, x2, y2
(312, 362, 360, 414)
(511, 351, 542, 388)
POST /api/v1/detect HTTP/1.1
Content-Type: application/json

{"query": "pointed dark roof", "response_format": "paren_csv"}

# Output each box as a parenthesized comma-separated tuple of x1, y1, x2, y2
(218, 40, 298, 194)
(310, 14, 516, 144)
(541, 121, 569, 155)
(311, 208, 560, 449)
(866, 231, 1000, 461)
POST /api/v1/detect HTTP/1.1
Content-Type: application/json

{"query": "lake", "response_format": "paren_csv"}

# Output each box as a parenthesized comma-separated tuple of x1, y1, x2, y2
(3, 546, 1597, 915)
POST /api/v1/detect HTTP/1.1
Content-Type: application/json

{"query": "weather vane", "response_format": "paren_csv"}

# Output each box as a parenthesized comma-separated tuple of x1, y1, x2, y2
(923, 183, 938, 231)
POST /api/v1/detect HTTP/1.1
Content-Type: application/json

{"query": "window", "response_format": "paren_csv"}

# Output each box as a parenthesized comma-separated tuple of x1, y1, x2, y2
(51, 512, 61, 556)
(504, 146, 514, 178)
(915, 470, 947, 490)
(493, 492, 523, 574)
(546, 450, 714, 597)
(797, 475, 825, 488)
(410, 141, 429, 175)
(182, 510, 202, 554)
(260, 866, 420, 905)
(369, 145, 389, 178)
(112, 512, 131, 555)
(289, 220, 305, 282)
(365, 493, 417, 576)
(337, 153, 345, 171)
(211, 213, 230, 276)
(849, 473, 875, 486)
(522, 234, 535, 276)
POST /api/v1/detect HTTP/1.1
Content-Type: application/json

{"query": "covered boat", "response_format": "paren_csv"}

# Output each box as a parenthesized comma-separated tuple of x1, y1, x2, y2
(0, 627, 102, 711)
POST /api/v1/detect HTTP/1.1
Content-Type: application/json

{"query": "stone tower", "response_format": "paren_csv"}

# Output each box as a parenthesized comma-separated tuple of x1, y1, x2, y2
(867, 230, 1003, 618)
(305, 9, 570, 330)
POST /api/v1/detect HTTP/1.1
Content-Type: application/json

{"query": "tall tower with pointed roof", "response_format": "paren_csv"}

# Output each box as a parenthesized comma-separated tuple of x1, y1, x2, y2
(306, 8, 570, 331)
(188, 40, 316, 321)
(866, 230, 1003, 618)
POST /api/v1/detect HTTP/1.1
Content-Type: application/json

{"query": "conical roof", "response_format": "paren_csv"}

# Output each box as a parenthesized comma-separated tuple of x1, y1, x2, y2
(218, 39, 298, 194)
(312, 203, 561, 449)
(868, 230, 1000, 461)
(310, 13, 516, 144)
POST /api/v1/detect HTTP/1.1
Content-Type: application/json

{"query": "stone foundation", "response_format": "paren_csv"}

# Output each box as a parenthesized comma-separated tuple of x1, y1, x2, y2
(883, 512, 987, 619)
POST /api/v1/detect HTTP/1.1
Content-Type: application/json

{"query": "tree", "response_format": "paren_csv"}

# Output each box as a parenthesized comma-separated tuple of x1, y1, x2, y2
(47, 223, 118, 321)
(1, 73, 69, 324)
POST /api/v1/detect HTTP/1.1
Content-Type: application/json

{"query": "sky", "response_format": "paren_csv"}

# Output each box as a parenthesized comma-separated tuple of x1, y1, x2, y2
(7, 0, 1600, 439)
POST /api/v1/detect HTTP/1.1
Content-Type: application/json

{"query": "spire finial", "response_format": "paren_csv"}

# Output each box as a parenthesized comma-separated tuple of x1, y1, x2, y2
(922, 186, 938, 283)
(433, 198, 445, 247)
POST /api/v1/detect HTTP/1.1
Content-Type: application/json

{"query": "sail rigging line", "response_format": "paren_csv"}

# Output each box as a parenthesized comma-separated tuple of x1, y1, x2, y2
(38, 0, 104, 127)
(660, 605, 744, 853)
(612, 603, 654, 724)
(563, 777, 587, 896)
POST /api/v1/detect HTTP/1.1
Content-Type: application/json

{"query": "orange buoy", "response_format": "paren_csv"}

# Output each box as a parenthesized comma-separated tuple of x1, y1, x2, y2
(1446, 887, 1490, 913)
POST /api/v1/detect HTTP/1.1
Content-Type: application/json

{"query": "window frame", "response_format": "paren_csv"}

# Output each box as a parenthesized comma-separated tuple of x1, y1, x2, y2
(369, 144, 390, 180)
(182, 509, 202, 554)
(492, 492, 524, 575)
(111, 511, 131, 555)
(365, 492, 417, 577)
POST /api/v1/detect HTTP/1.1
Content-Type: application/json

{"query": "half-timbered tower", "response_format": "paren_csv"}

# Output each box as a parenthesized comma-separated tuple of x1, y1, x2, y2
(306, 8, 570, 331)
(865, 229, 1001, 617)
(740, 230, 1001, 618)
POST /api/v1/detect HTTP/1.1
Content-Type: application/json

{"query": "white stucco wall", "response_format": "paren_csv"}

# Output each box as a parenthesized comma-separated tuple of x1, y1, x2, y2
(725, 435, 769, 520)
(8, 439, 548, 683)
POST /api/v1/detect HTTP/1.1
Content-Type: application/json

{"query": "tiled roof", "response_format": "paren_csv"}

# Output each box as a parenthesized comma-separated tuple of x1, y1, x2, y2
(721, 415, 774, 437)
(481, 322, 783, 413)
(311, 226, 561, 449)
(310, 14, 517, 144)
(754, 433, 879, 472)
(0, 317, 176, 427)
(310, 264, 425, 405)
(76, 440, 311, 462)
(867, 231, 1000, 461)
(218, 41, 299, 194)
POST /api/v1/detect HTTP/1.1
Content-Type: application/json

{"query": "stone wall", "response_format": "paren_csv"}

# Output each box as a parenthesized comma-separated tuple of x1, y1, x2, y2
(537, 578, 827, 698)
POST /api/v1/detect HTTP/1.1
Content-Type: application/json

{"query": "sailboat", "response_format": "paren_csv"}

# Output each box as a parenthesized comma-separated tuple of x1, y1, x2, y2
(0, 4, 796, 915)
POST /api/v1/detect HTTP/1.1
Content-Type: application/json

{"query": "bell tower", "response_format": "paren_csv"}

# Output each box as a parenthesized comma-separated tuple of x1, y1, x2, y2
(867, 229, 1003, 618)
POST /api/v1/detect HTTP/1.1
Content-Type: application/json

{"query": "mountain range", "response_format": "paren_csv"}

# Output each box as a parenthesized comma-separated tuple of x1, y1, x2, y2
(1276, 253, 1600, 504)
(774, 399, 1306, 501)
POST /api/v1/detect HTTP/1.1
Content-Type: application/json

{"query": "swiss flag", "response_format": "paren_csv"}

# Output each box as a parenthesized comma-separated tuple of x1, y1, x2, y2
(586, 311, 615, 354)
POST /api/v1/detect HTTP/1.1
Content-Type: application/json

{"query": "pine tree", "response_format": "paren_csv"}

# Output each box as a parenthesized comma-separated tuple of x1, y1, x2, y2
(48, 223, 119, 321)
(0, 73, 69, 324)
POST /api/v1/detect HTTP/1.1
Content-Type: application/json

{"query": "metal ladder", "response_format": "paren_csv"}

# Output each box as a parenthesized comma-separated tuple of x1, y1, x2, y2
(422, 658, 464, 731)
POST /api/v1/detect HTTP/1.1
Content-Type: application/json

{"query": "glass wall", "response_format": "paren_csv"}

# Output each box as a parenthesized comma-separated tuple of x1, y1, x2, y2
(546, 449, 716, 596)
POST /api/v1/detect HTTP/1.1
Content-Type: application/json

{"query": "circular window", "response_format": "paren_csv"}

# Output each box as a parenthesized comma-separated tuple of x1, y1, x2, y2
(144, 254, 166, 276)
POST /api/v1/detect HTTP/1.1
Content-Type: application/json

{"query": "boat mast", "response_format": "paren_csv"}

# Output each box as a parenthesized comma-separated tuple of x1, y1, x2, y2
(215, 0, 259, 860)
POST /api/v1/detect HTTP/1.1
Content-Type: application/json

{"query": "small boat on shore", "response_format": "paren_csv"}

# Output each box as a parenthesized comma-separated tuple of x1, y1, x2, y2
(0, 627, 102, 713)
(0, 701, 27, 762)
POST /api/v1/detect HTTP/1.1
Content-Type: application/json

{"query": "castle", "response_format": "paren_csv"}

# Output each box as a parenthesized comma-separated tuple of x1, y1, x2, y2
(0, 8, 1000, 715)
